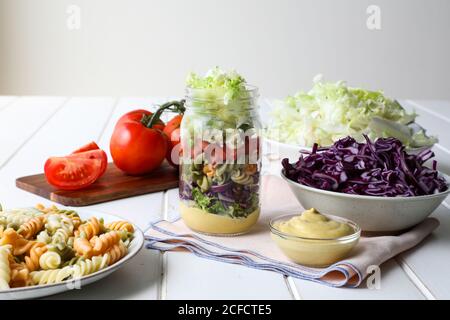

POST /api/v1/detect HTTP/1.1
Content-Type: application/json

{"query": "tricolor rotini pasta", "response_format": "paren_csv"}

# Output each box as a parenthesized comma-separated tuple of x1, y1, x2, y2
(106, 221, 134, 233)
(1, 208, 43, 230)
(18, 215, 46, 239)
(0, 204, 135, 290)
(30, 266, 73, 285)
(71, 255, 109, 278)
(0, 245, 11, 290)
(231, 168, 254, 185)
(75, 217, 103, 239)
(39, 251, 61, 270)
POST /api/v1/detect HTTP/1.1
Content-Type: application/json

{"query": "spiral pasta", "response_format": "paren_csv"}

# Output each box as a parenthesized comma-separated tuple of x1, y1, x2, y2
(181, 159, 204, 186)
(197, 175, 212, 192)
(244, 164, 258, 175)
(202, 164, 215, 178)
(105, 241, 128, 265)
(39, 251, 61, 270)
(62, 212, 81, 229)
(35, 203, 53, 213)
(30, 266, 73, 285)
(0, 229, 35, 256)
(0, 208, 42, 230)
(74, 237, 94, 258)
(47, 243, 74, 262)
(0, 245, 11, 290)
(231, 168, 254, 185)
(213, 163, 233, 184)
(105, 221, 134, 233)
(9, 261, 31, 288)
(24, 242, 47, 271)
(37, 205, 81, 229)
(45, 214, 74, 235)
(52, 228, 72, 248)
(90, 231, 121, 256)
(0, 204, 135, 289)
(75, 217, 103, 239)
(36, 230, 52, 244)
(18, 215, 46, 239)
(71, 255, 109, 278)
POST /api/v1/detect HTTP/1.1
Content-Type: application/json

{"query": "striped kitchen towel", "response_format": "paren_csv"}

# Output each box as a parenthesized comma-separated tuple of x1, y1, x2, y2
(145, 175, 439, 287)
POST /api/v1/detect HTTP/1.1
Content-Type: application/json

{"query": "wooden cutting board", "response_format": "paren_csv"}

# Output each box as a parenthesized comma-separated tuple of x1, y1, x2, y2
(16, 163, 179, 207)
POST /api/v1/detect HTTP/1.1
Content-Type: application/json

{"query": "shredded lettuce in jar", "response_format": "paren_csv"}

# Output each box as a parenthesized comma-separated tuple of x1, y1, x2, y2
(186, 67, 248, 105)
(184, 67, 258, 140)
(185, 67, 255, 124)
(266, 75, 437, 148)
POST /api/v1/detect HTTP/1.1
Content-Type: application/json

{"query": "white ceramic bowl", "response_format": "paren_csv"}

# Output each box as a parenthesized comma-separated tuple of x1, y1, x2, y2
(0, 210, 144, 300)
(281, 170, 450, 232)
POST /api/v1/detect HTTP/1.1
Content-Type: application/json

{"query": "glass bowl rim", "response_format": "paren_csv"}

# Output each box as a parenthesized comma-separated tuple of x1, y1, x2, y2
(269, 212, 361, 242)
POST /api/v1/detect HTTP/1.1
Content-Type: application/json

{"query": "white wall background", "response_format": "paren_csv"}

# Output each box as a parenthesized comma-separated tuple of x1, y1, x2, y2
(0, 0, 449, 98)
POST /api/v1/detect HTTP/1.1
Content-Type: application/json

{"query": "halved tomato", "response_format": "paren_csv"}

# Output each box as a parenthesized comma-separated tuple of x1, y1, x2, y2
(44, 157, 103, 190)
(68, 149, 108, 177)
(71, 141, 100, 154)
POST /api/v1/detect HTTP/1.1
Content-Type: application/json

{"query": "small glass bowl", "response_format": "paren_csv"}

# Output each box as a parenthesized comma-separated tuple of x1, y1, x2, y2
(269, 213, 361, 267)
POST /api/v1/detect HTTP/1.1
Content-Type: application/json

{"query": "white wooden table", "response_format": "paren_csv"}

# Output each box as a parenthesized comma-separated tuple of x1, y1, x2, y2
(0, 96, 449, 300)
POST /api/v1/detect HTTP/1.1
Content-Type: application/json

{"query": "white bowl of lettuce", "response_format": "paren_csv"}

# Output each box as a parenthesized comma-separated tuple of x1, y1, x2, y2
(264, 76, 437, 162)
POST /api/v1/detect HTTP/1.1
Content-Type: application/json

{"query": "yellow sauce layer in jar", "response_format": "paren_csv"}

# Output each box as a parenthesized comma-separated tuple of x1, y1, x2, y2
(180, 202, 260, 236)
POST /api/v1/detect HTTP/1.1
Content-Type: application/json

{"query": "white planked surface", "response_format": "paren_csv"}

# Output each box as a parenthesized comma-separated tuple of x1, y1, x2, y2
(164, 253, 293, 300)
(395, 100, 450, 299)
(0, 96, 17, 110)
(0, 96, 66, 169)
(47, 249, 162, 300)
(0, 96, 449, 300)
(292, 260, 425, 300)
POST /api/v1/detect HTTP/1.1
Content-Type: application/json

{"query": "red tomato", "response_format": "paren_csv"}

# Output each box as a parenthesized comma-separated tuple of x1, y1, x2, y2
(110, 112, 168, 175)
(116, 109, 165, 131)
(44, 157, 103, 190)
(71, 141, 100, 154)
(68, 149, 108, 177)
(169, 128, 180, 148)
(163, 115, 182, 139)
(163, 115, 183, 167)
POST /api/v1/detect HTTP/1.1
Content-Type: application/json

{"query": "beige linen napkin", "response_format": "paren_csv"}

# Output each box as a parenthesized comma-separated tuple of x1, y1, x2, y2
(145, 175, 439, 287)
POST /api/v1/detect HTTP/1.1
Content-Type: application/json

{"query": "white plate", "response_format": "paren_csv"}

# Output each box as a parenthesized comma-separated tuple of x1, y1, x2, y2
(0, 210, 144, 300)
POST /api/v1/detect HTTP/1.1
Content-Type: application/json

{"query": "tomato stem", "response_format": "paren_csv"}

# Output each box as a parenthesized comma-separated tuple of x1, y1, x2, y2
(144, 100, 185, 129)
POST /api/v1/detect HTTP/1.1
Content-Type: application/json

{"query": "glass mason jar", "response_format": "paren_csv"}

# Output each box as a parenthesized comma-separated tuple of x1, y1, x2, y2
(179, 85, 262, 236)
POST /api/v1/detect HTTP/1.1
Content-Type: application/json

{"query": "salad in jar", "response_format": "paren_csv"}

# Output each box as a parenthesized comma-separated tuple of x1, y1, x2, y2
(178, 67, 262, 235)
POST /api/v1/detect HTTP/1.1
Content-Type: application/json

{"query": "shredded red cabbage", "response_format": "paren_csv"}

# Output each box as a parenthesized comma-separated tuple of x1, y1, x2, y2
(282, 135, 448, 197)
